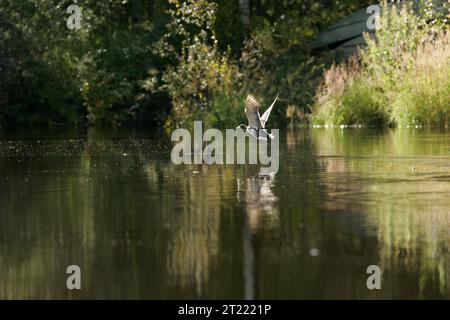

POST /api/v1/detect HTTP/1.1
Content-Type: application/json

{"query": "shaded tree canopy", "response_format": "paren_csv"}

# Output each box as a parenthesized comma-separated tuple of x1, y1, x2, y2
(0, 0, 372, 128)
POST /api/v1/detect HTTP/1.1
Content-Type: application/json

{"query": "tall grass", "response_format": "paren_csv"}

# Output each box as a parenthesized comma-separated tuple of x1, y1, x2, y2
(391, 34, 450, 126)
(312, 1, 450, 127)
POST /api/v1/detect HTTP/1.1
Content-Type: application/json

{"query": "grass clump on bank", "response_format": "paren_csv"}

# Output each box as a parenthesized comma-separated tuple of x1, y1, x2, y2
(312, 1, 450, 127)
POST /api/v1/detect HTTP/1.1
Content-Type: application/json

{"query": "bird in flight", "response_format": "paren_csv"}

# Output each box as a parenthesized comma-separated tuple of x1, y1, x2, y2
(237, 94, 279, 140)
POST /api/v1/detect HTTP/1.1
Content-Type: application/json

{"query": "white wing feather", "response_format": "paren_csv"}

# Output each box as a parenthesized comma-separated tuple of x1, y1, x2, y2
(260, 94, 278, 128)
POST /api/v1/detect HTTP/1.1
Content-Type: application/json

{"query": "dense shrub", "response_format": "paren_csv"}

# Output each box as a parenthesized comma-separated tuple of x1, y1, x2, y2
(0, 0, 169, 126)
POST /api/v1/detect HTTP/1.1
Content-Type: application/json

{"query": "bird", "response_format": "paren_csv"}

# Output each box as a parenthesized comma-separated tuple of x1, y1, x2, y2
(237, 94, 279, 140)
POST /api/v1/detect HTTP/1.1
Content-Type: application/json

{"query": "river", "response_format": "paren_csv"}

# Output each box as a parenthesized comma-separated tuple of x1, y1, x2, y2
(0, 127, 448, 299)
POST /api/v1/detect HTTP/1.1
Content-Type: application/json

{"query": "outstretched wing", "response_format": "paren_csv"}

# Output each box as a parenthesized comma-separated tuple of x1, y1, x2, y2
(245, 94, 263, 129)
(260, 94, 279, 128)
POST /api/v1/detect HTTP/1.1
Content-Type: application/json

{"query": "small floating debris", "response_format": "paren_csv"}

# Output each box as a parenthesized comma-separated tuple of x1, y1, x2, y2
(193, 171, 199, 174)
(308, 248, 320, 257)
(123, 153, 128, 156)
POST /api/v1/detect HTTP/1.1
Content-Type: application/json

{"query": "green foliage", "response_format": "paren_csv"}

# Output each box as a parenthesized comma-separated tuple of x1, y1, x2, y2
(0, 0, 375, 128)
(1, 0, 169, 126)
(146, 0, 241, 128)
(159, 40, 243, 128)
(0, 0, 85, 125)
(149, 0, 366, 129)
(313, 0, 450, 127)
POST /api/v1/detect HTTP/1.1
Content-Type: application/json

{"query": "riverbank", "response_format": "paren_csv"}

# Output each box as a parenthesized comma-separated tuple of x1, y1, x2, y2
(312, 2, 450, 127)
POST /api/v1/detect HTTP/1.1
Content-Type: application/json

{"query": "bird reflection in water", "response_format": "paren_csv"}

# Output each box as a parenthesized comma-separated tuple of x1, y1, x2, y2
(237, 175, 278, 300)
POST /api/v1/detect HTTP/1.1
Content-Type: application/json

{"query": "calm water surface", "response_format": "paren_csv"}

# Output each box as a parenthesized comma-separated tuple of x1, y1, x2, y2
(0, 128, 449, 299)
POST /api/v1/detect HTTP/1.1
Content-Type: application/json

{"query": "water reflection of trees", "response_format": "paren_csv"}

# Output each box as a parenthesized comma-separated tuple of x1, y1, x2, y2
(1, 128, 448, 299)
(310, 128, 450, 298)
(0, 139, 95, 299)
(256, 129, 382, 299)
(0, 132, 260, 298)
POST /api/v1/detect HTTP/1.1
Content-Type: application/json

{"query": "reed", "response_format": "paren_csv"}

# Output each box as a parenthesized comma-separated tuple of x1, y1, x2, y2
(312, 1, 450, 127)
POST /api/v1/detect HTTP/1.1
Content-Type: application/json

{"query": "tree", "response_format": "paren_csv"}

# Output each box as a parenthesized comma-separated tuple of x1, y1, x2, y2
(239, 0, 251, 37)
